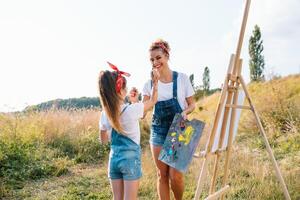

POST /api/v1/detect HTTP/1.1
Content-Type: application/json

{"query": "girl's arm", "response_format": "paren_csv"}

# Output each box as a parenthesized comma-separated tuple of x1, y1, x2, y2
(181, 96, 195, 120)
(99, 130, 109, 144)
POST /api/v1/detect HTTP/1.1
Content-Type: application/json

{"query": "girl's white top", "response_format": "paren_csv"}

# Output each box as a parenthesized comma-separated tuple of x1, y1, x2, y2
(99, 102, 144, 145)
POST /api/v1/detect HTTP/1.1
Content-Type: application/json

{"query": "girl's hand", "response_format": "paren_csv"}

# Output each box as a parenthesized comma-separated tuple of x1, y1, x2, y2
(129, 87, 139, 103)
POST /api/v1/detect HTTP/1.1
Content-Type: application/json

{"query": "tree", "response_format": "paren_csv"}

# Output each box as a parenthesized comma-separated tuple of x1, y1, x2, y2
(189, 74, 195, 90)
(249, 25, 265, 82)
(203, 66, 210, 92)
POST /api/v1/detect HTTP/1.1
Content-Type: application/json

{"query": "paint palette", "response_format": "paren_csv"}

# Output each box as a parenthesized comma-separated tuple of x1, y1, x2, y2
(158, 113, 205, 173)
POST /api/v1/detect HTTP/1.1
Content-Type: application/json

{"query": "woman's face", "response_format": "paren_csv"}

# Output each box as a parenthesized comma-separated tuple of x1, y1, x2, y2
(150, 49, 169, 72)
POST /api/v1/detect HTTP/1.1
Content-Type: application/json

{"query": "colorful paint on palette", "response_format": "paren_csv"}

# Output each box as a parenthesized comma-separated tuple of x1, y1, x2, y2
(158, 113, 205, 173)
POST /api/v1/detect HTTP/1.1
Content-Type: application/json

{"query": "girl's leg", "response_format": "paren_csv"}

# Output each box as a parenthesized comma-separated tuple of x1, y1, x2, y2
(124, 180, 139, 200)
(169, 167, 184, 200)
(150, 145, 170, 200)
(110, 179, 124, 200)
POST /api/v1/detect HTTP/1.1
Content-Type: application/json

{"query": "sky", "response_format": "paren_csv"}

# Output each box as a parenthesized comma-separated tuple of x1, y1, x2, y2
(0, 0, 299, 112)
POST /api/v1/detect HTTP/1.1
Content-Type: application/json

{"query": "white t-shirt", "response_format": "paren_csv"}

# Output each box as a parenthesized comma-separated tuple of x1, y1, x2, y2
(99, 102, 144, 145)
(142, 71, 195, 110)
(99, 111, 112, 141)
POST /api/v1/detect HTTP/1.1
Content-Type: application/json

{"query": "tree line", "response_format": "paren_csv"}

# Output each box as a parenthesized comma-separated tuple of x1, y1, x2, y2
(24, 97, 101, 112)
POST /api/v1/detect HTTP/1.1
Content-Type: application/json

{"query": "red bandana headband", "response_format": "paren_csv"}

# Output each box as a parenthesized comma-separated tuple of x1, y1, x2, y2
(107, 61, 130, 93)
(154, 42, 169, 55)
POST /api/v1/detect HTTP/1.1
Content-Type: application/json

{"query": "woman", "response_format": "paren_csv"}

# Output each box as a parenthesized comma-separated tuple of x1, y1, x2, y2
(142, 39, 195, 200)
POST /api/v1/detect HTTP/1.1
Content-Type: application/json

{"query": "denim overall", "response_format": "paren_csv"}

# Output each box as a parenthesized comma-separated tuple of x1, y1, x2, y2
(108, 106, 142, 180)
(150, 71, 183, 146)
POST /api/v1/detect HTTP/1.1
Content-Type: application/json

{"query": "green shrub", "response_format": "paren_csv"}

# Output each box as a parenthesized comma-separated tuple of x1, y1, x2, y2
(0, 140, 70, 191)
(74, 135, 110, 164)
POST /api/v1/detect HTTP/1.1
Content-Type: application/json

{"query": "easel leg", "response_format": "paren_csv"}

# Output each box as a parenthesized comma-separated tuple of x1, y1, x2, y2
(220, 146, 232, 200)
(209, 154, 220, 194)
(221, 59, 244, 200)
(209, 55, 237, 195)
(194, 157, 209, 200)
(220, 93, 240, 200)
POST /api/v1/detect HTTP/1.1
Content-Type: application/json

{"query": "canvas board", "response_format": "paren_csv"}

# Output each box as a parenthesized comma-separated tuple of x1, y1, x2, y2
(158, 113, 205, 173)
(211, 90, 245, 153)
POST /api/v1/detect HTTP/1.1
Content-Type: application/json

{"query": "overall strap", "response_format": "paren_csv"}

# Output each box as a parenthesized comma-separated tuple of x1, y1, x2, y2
(120, 104, 129, 115)
(111, 104, 129, 138)
(172, 71, 178, 98)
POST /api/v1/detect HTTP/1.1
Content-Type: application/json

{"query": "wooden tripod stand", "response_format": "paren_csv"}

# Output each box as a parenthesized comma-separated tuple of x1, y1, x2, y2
(193, 0, 291, 199)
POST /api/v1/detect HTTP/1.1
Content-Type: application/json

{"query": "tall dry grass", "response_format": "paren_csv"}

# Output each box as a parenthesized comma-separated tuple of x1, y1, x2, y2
(0, 74, 299, 199)
(183, 74, 300, 199)
(0, 108, 110, 198)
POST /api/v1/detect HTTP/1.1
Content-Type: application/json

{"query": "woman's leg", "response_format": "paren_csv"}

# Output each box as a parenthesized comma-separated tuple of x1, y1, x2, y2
(110, 179, 124, 200)
(150, 145, 170, 200)
(124, 180, 139, 200)
(169, 167, 184, 200)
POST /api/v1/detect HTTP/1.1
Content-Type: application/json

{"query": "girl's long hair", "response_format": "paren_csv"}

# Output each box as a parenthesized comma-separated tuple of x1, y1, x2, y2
(98, 70, 126, 133)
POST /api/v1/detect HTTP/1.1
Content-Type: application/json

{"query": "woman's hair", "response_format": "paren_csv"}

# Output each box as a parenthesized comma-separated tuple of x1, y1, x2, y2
(98, 70, 127, 133)
(149, 38, 170, 57)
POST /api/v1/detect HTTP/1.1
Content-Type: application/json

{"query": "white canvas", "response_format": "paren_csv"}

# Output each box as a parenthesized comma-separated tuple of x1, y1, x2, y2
(211, 89, 245, 153)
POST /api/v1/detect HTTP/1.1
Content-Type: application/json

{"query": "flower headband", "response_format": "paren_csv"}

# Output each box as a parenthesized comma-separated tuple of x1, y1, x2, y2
(107, 62, 131, 93)
(154, 42, 169, 55)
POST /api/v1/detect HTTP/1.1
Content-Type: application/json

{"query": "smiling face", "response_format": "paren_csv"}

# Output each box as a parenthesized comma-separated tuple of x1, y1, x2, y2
(150, 49, 169, 72)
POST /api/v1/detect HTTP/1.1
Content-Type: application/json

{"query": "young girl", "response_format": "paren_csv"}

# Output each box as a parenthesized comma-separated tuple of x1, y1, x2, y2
(99, 62, 159, 200)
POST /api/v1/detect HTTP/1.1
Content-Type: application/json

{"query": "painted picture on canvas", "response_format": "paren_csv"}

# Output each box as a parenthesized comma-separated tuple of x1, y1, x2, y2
(158, 113, 205, 173)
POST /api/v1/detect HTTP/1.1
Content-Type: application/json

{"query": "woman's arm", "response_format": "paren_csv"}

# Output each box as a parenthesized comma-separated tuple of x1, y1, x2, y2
(142, 95, 151, 118)
(142, 69, 159, 115)
(143, 82, 158, 112)
(143, 69, 158, 112)
(181, 96, 195, 120)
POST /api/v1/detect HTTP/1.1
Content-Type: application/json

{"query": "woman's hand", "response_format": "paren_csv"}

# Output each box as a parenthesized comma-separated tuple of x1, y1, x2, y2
(129, 87, 139, 103)
(181, 110, 188, 120)
(181, 96, 195, 120)
(152, 68, 160, 85)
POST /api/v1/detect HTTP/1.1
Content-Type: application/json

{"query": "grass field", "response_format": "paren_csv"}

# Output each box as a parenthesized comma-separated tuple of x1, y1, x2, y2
(0, 75, 299, 199)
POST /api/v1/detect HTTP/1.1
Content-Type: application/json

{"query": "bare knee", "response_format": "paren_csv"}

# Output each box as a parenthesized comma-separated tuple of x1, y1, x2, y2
(169, 170, 183, 184)
(157, 169, 169, 182)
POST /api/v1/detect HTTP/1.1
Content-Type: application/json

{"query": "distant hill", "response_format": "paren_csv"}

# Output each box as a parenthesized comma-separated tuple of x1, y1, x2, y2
(23, 87, 222, 112)
(24, 97, 101, 111)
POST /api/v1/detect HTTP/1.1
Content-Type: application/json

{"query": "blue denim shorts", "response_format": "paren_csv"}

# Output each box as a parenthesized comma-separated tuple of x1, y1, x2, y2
(150, 125, 169, 146)
(108, 149, 142, 180)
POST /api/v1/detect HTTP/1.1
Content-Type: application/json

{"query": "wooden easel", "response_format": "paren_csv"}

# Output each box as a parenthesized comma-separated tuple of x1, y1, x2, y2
(193, 0, 291, 199)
